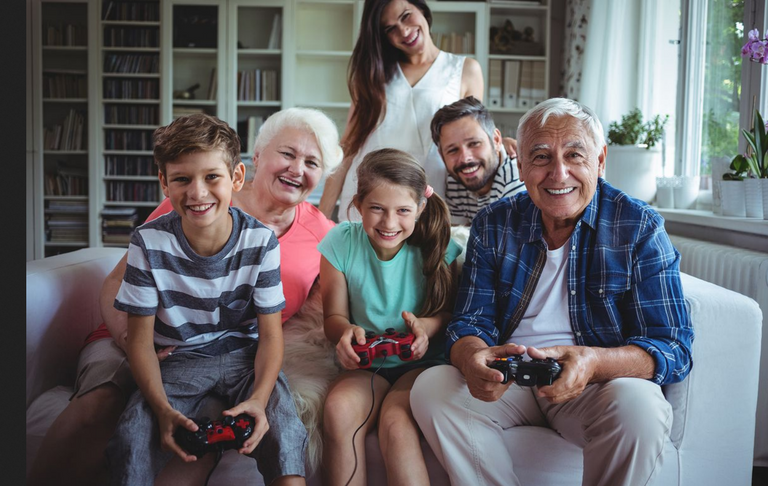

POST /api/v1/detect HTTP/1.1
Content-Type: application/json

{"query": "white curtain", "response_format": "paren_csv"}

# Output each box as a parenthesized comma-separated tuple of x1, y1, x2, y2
(579, 0, 644, 130)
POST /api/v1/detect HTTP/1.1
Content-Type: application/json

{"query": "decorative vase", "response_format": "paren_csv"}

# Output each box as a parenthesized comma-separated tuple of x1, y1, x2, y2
(710, 156, 732, 215)
(673, 176, 700, 210)
(744, 178, 764, 218)
(761, 179, 768, 221)
(720, 180, 747, 217)
(604, 145, 661, 203)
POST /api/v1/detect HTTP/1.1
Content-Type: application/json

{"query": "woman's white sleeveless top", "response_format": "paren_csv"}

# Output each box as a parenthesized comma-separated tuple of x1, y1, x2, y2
(338, 51, 465, 221)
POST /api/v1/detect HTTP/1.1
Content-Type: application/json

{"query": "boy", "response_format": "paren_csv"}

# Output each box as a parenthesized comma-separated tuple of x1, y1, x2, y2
(106, 114, 307, 485)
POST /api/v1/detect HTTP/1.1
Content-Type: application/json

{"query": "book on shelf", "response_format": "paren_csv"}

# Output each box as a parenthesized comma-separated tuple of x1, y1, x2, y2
(517, 60, 534, 109)
(488, 59, 503, 109)
(247, 116, 264, 155)
(207, 67, 217, 100)
(267, 14, 282, 50)
(503, 60, 521, 109)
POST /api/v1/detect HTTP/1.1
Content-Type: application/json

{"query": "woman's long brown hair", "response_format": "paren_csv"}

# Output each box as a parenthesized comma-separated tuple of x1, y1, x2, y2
(344, 0, 433, 158)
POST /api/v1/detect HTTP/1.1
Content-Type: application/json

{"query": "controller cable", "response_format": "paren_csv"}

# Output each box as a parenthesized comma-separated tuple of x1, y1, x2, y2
(345, 351, 389, 486)
(203, 446, 224, 486)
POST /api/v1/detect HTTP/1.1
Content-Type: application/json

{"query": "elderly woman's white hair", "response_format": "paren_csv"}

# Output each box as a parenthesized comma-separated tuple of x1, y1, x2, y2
(517, 97, 606, 150)
(253, 107, 344, 175)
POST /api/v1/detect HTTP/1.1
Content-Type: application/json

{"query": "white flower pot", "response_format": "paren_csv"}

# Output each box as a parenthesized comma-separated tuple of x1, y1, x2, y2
(604, 145, 662, 203)
(744, 178, 764, 218)
(760, 179, 768, 220)
(673, 176, 700, 209)
(720, 180, 747, 217)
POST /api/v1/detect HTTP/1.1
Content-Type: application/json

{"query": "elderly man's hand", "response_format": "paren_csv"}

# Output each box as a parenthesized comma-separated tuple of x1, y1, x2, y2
(527, 345, 598, 404)
(454, 340, 527, 402)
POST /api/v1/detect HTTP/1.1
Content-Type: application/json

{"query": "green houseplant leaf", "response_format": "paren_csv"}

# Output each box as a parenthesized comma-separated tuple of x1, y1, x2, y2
(607, 108, 668, 150)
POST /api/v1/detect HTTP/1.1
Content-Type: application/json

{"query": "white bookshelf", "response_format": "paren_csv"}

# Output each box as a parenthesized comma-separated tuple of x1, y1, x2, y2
(29, 0, 554, 258)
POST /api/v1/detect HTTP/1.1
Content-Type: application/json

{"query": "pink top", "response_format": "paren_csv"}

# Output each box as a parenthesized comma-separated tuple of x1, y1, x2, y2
(84, 199, 333, 345)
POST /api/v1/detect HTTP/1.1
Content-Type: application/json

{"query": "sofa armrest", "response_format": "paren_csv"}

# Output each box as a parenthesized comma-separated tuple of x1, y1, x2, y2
(662, 273, 762, 483)
(26, 248, 127, 407)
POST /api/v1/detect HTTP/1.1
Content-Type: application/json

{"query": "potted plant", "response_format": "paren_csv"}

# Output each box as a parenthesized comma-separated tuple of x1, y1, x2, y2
(728, 107, 768, 218)
(605, 108, 670, 203)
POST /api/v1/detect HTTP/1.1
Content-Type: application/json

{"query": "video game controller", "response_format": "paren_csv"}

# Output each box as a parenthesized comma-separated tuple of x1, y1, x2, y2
(174, 414, 255, 457)
(489, 355, 562, 386)
(352, 328, 415, 369)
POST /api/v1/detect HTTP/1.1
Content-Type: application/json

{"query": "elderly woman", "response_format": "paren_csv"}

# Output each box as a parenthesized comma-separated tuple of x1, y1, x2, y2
(28, 108, 343, 486)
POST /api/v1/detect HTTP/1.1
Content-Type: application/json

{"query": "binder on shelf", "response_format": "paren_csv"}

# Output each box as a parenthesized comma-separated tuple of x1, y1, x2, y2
(517, 61, 534, 109)
(267, 14, 282, 50)
(488, 60, 503, 109)
(207, 67, 217, 100)
(531, 61, 547, 105)
(503, 60, 521, 109)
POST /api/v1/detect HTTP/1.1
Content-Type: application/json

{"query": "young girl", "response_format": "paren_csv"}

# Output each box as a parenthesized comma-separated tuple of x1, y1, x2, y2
(317, 148, 461, 486)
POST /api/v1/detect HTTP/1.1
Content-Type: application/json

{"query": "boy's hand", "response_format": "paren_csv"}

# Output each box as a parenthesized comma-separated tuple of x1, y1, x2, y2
(402, 311, 428, 360)
(156, 407, 199, 462)
(156, 345, 177, 362)
(223, 400, 269, 455)
(337, 325, 367, 370)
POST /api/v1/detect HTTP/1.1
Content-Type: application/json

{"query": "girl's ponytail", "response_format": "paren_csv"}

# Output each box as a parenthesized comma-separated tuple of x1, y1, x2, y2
(410, 191, 453, 317)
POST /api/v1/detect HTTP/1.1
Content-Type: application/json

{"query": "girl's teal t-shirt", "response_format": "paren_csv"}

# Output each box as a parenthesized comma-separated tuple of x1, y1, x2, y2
(317, 221, 462, 368)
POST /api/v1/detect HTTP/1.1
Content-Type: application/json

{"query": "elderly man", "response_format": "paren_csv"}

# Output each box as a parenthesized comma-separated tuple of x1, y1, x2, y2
(431, 96, 526, 225)
(411, 98, 693, 486)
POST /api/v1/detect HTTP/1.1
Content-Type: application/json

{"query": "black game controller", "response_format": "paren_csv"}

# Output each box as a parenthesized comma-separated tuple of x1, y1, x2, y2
(174, 414, 255, 457)
(489, 355, 562, 386)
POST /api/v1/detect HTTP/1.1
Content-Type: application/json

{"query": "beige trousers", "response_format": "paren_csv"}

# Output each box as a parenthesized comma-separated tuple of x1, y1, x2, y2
(411, 364, 672, 486)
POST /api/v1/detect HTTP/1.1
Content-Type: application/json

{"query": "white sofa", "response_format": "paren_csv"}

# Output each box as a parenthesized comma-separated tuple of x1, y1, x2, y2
(27, 248, 762, 485)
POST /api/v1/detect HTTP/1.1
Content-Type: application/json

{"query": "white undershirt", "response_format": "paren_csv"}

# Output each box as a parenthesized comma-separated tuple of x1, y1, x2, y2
(506, 241, 576, 350)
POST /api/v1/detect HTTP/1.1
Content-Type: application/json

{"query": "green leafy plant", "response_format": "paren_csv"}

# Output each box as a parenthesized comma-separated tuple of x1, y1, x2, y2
(607, 108, 669, 149)
(728, 108, 768, 179)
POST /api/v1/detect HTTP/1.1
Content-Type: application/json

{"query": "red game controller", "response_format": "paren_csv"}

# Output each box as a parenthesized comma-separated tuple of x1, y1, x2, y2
(352, 328, 415, 368)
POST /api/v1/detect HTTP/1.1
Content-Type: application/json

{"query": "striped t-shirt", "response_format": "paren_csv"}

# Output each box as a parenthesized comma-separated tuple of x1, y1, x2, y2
(445, 151, 526, 225)
(114, 207, 285, 355)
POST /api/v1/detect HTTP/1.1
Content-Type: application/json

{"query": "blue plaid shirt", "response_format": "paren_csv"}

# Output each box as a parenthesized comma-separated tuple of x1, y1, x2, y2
(446, 179, 693, 385)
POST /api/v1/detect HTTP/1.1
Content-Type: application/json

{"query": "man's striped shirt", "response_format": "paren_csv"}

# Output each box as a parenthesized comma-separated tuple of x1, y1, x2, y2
(445, 150, 526, 225)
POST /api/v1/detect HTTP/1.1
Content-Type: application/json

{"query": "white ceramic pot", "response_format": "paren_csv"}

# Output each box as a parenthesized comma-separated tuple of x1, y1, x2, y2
(744, 178, 764, 218)
(760, 179, 768, 220)
(604, 145, 662, 203)
(674, 176, 700, 209)
(720, 180, 747, 217)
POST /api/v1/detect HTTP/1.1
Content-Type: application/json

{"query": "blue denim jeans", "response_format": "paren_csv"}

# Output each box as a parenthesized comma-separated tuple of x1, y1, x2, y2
(106, 344, 307, 485)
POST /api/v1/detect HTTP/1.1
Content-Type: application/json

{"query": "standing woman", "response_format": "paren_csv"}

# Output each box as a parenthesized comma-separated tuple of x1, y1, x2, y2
(318, 0, 484, 221)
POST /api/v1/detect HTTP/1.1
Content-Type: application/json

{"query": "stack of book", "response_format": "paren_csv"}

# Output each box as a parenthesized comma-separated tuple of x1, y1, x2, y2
(43, 109, 85, 151)
(46, 200, 88, 243)
(101, 207, 139, 245)
(44, 162, 88, 196)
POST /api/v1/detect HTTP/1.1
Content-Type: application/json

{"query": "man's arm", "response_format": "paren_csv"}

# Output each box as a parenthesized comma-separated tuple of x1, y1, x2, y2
(527, 344, 655, 404)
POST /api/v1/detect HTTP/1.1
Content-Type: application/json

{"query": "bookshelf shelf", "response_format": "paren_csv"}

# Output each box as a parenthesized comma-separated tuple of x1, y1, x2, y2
(29, 0, 553, 260)
(103, 98, 160, 104)
(102, 21, 161, 27)
(43, 46, 87, 51)
(43, 98, 88, 103)
(102, 47, 161, 53)
(46, 241, 89, 247)
(44, 195, 89, 201)
(239, 49, 281, 56)
(105, 201, 160, 207)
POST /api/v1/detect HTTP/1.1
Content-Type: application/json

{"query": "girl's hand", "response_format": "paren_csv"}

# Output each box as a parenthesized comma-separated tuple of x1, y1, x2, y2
(402, 311, 429, 360)
(223, 399, 270, 455)
(337, 324, 367, 370)
(157, 407, 199, 462)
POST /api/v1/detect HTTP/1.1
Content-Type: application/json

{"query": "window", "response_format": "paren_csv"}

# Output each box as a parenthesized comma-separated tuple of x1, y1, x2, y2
(677, 0, 767, 186)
